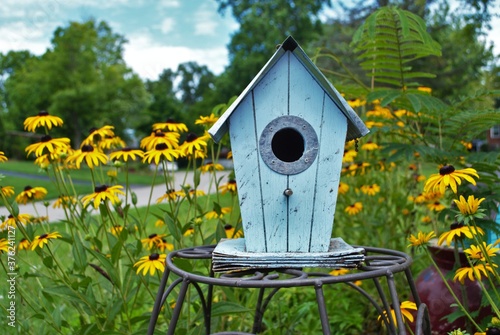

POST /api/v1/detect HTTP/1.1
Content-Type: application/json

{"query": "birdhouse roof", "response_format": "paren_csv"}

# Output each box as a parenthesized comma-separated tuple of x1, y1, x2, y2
(209, 36, 369, 143)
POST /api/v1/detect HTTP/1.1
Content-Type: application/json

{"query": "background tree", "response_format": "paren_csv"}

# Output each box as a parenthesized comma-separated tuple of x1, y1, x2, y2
(213, 0, 332, 101)
(4, 19, 150, 148)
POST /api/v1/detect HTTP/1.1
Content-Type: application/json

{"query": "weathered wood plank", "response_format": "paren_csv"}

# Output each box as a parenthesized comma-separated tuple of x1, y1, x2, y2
(309, 94, 347, 252)
(252, 53, 290, 252)
(228, 93, 267, 252)
(287, 53, 324, 252)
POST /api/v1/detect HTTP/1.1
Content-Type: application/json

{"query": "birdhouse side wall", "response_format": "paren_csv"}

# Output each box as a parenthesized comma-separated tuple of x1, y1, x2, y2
(228, 55, 289, 252)
(287, 53, 347, 252)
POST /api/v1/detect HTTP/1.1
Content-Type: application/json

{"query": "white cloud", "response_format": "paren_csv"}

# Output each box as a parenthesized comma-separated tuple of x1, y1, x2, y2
(124, 32, 229, 80)
(0, 21, 53, 54)
(160, 17, 175, 34)
(158, 0, 181, 8)
(193, 3, 218, 36)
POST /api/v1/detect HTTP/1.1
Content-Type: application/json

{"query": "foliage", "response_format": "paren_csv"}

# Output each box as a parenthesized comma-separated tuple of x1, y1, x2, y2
(3, 19, 150, 147)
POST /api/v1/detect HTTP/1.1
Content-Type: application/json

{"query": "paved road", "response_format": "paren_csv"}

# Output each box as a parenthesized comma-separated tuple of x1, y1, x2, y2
(1, 170, 231, 222)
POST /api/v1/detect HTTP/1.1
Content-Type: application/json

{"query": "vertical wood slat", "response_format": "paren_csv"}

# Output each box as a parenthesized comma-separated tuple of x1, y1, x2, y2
(229, 93, 266, 252)
(252, 54, 289, 252)
(309, 97, 347, 251)
(287, 53, 325, 252)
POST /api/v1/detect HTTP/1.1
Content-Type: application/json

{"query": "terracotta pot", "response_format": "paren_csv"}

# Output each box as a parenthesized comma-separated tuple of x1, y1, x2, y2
(414, 242, 489, 334)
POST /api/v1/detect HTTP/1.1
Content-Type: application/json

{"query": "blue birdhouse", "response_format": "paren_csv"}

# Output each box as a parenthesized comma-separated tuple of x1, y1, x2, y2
(209, 36, 368, 264)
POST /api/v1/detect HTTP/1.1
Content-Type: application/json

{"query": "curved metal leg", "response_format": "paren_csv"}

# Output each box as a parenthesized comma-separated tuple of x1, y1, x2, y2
(148, 268, 171, 335)
(415, 303, 431, 335)
(386, 271, 406, 335)
(167, 278, 191, 335)
(314, 282, 331, 335)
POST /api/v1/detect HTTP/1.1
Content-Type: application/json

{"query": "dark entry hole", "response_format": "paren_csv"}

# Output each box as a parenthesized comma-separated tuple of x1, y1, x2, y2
(271, 128, 304, 162)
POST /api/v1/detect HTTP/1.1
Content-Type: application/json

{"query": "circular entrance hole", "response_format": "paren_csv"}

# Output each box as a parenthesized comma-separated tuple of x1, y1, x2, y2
(271, 128, 304, 162)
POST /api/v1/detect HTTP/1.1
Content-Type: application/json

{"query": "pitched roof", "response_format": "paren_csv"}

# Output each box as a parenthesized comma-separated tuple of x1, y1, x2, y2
(209, 36, 369, 143)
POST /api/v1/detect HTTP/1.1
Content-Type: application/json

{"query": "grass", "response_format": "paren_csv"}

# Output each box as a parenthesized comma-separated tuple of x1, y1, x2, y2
(0, 159, 166, 200)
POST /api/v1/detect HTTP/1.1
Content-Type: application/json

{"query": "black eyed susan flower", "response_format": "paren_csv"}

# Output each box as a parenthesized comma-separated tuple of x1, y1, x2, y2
(25, 135, 71, 158)
(199, 161, 224, 173)
(153, 118, 188, 133)
(180, 189, 206, 198)
(30, 232, 62, 250)
(0, 238, 9, 253)
(329, 268, 350, 276)
(157, 239, 174, 252)
(18, 238, 31, 251)
(140, 130, 180, 151)
(67, 144, 109, 169)
(342, 149, 357, 164)
(81, 185, 125, 209)
(345, 202, 363, 215)
(424, 165, 479, 194)
(155, 219, 165, 227)
(378, 301, 417, 326)
(143, 143, 180, 165)
(141, 233, 167, 249)
(156, 189, 182, 203)
(360, 184, 380, 196)
(0, 151, 8, 163)
(134, 253, 167, 276)
(179, 132, 209, 157)
(454, 263, 498, 284)
(427, 201, 446, 212)
(338, 182, 349, 195)
(438, 222, 484, 246)
(109, 147, 144, 162)
(421, 216, 432, 224)
(205, 207, 231, 220)
(1, 186, 14, 198)
(99, 135, 126, 150)
(109, 225, 124, 236)
(224, 224, 243, 239)
(195, 113, 218, 127)
(464, 243, 499, 261)
(219, 179, 237, 194)
(52, 195, 77, 209)
(16, 186, 48, 205)
(453, 195, 486, 216)
(183, 226, 195, 237)
(361, 141, 380, 151)
(81, 126, 115, 146)
(1, 213, 32, 229)
(23, 111, 64, 132)
(347, 162, 370, 176)
(407, 231, 436, 248)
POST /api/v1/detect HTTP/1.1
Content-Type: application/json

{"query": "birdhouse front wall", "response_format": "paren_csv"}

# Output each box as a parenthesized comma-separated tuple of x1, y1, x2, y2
(229, 51, 347, 253)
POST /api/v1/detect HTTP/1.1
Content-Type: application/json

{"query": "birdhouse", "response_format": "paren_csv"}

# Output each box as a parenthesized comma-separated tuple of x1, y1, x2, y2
(209, 36, 369, 260)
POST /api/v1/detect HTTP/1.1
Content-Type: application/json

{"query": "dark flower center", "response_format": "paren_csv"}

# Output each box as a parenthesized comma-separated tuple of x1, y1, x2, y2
(41, 135, 52, 143)
(24, 185, 33, 191)
(166, 118, 177, 123)
(450, 222, 464, 230)
(38, 110, 49, 116)
(8, 214, 13, 219)
(149, 253, 160, 260)
(167, 189, 175, 194)
(122, 147, 132, 152)
(148, 233, 158, 239)
(154, 131, 165, 138)
(439, 165, 455, 175)
(224, 224, 233, 230)
(88, 127, 98, 135)
(186, 133, 198, 142)
(81, 145, 94, 152)
(39, 233, 48, 239)
(229, 180, 236, 184)
(155, 143, 168, 150)
(94, 185, 108, 192)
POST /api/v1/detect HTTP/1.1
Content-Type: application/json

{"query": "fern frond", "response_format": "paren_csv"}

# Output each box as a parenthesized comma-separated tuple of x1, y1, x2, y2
(352, 7, 441, 89)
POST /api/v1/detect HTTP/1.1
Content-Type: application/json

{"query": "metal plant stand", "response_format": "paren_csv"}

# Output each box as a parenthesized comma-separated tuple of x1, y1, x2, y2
(147, 245, 431, 335)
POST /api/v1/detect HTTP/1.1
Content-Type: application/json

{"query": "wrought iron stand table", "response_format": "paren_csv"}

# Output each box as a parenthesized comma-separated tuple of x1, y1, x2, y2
(147, 245, 430, 335)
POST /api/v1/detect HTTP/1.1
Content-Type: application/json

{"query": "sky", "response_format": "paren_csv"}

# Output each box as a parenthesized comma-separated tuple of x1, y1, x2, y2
(0, 0, 239, 80)
(1, 0, 499, 81)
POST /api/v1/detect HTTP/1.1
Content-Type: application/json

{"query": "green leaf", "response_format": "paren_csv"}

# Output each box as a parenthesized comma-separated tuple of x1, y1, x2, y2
(72, 232, 88, 271)
(210, 302, 251, 317)
(43, 286, 83, 304)
(86, 247, 121, 288)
